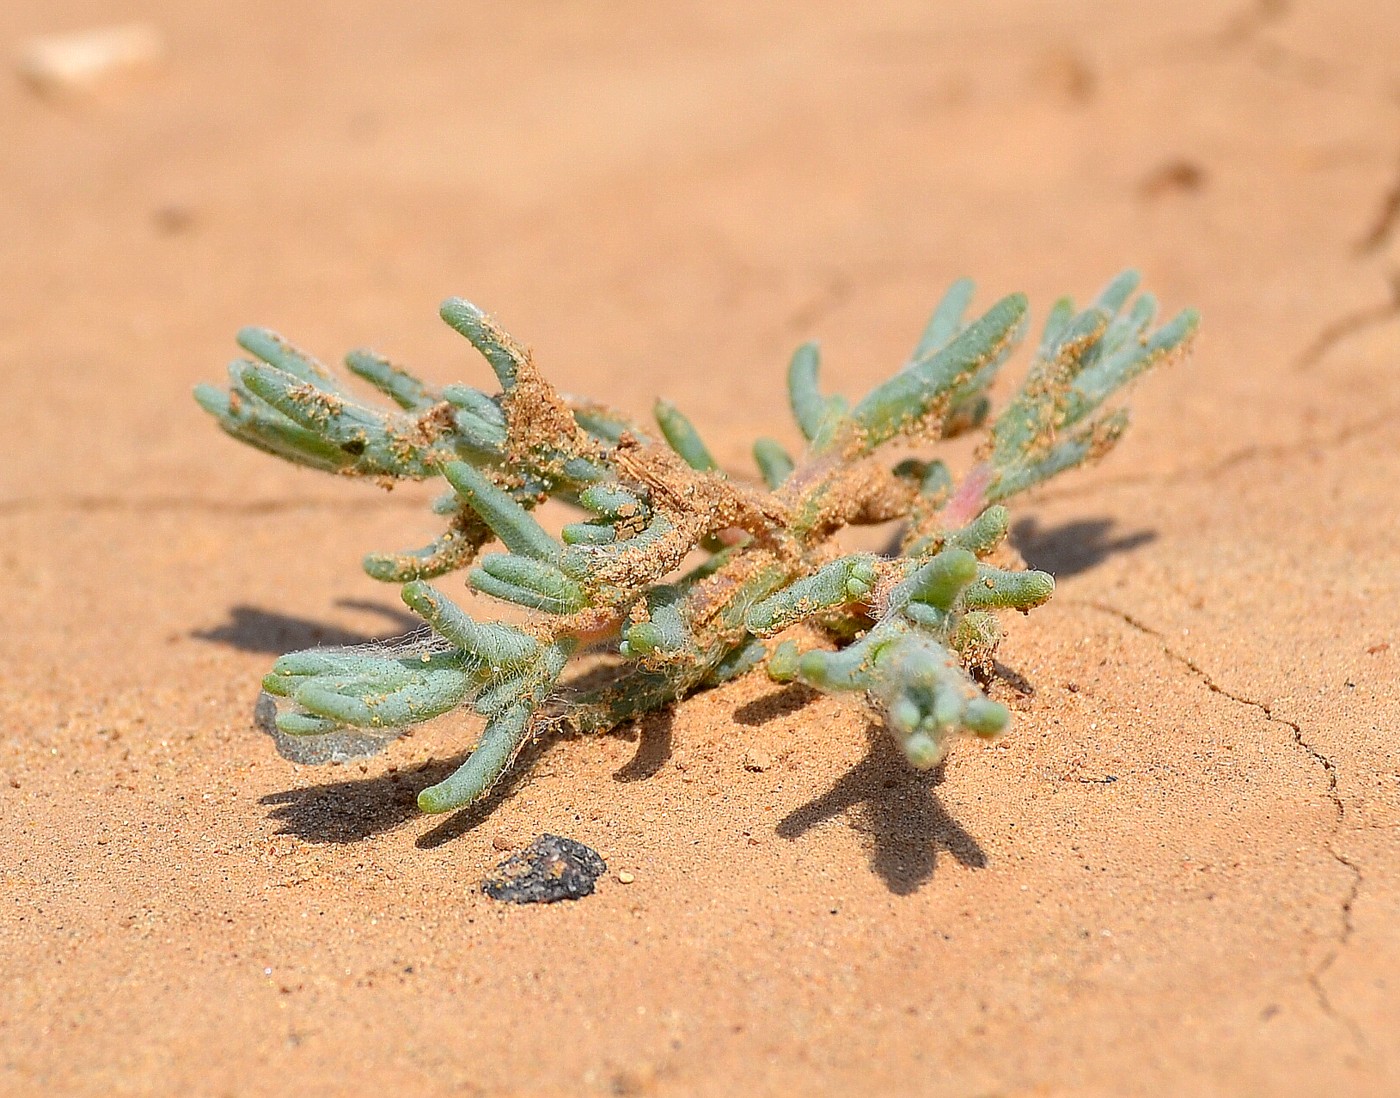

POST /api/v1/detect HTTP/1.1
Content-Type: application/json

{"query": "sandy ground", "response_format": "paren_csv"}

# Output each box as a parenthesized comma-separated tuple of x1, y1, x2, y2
(2, 1, 1399, 1095)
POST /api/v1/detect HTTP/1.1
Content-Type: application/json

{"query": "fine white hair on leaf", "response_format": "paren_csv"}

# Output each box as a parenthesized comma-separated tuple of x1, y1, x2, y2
(254, 628, 466, 764)
(254, 690, 392, 764)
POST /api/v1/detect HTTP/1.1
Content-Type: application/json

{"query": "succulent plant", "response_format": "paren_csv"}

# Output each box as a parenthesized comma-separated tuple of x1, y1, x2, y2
(196, 271, 1197, 815)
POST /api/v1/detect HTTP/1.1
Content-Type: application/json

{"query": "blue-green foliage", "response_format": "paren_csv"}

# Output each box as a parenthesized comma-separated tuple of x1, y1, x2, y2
(197, 271, 1195, 816)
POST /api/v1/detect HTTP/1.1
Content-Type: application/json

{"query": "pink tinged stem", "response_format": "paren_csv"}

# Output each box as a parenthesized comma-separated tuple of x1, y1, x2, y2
(943, 464, 992, 528)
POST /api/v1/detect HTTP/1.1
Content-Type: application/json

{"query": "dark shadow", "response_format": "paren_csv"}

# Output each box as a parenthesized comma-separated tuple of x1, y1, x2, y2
(413, 704, 673, 847)
(1011, 516, 1156, 578)
(733, 683, 820, 727)
(776, 727, 986, 895)
(612, 707, 674, 783)
(260, 758, 452, 843)
(986, 660, 1035, 698)
(259, 659, 677, 847)
(261, 734, 560, 847)
(193, 600, 422, 654)
(878, 525, 908, 559)
(414, 737, 557, 849)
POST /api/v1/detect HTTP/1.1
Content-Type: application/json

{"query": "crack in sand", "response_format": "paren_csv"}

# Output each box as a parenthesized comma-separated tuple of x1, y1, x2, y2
(1216, 0, 1291, 48)
(1078, 600, 1367, 1051)
(1181, 408, 1395, 481)
(1034, 266, 1400, 507)
(1295, 271, 1400, 371)
(7, 405, 1392, 521)
(1078, 601, 1343, 821)
(1309, 846, 1365, 1052)
(1356, 165, 1400, 255)
(1036, 408, 1395, 505)
(1180, 0, 1383, 99)
(1212, 0, 1333, 89)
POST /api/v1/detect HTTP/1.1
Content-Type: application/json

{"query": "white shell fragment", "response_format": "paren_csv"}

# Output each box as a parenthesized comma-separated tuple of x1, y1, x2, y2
(17, 24, 164, 95)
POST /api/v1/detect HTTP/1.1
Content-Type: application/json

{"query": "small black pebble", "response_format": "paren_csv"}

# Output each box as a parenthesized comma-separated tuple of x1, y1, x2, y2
(482, 834, 607, 904)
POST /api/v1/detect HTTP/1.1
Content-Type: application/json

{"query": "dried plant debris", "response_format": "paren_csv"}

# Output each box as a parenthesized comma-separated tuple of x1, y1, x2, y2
(196, 271, 1197, 816)
(482, 834, 608, 904)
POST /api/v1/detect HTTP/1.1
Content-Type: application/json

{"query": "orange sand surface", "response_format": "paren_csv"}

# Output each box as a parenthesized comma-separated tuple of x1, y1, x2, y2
(2, 2, 1398, 1095)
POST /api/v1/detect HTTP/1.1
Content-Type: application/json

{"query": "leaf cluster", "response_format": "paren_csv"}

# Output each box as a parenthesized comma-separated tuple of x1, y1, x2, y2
(196, 272, 1196, 814)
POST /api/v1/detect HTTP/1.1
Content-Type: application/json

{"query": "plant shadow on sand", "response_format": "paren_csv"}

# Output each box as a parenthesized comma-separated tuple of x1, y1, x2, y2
(738, 685, 988, 895)
(244, 518, 1146, 852)
(258, 699, 984, 894)
(260, 736, 559, 847)
(192, 599, 423, 654)
(611, 707, 675, 783)
(1011, 515, 1156, 578)
(775, 718, 987, 895)
(260, 702, 671, 848)
(261, 760, 445, 844)
(258, 640, 1018, 876)
(409, 711, 671, 849)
